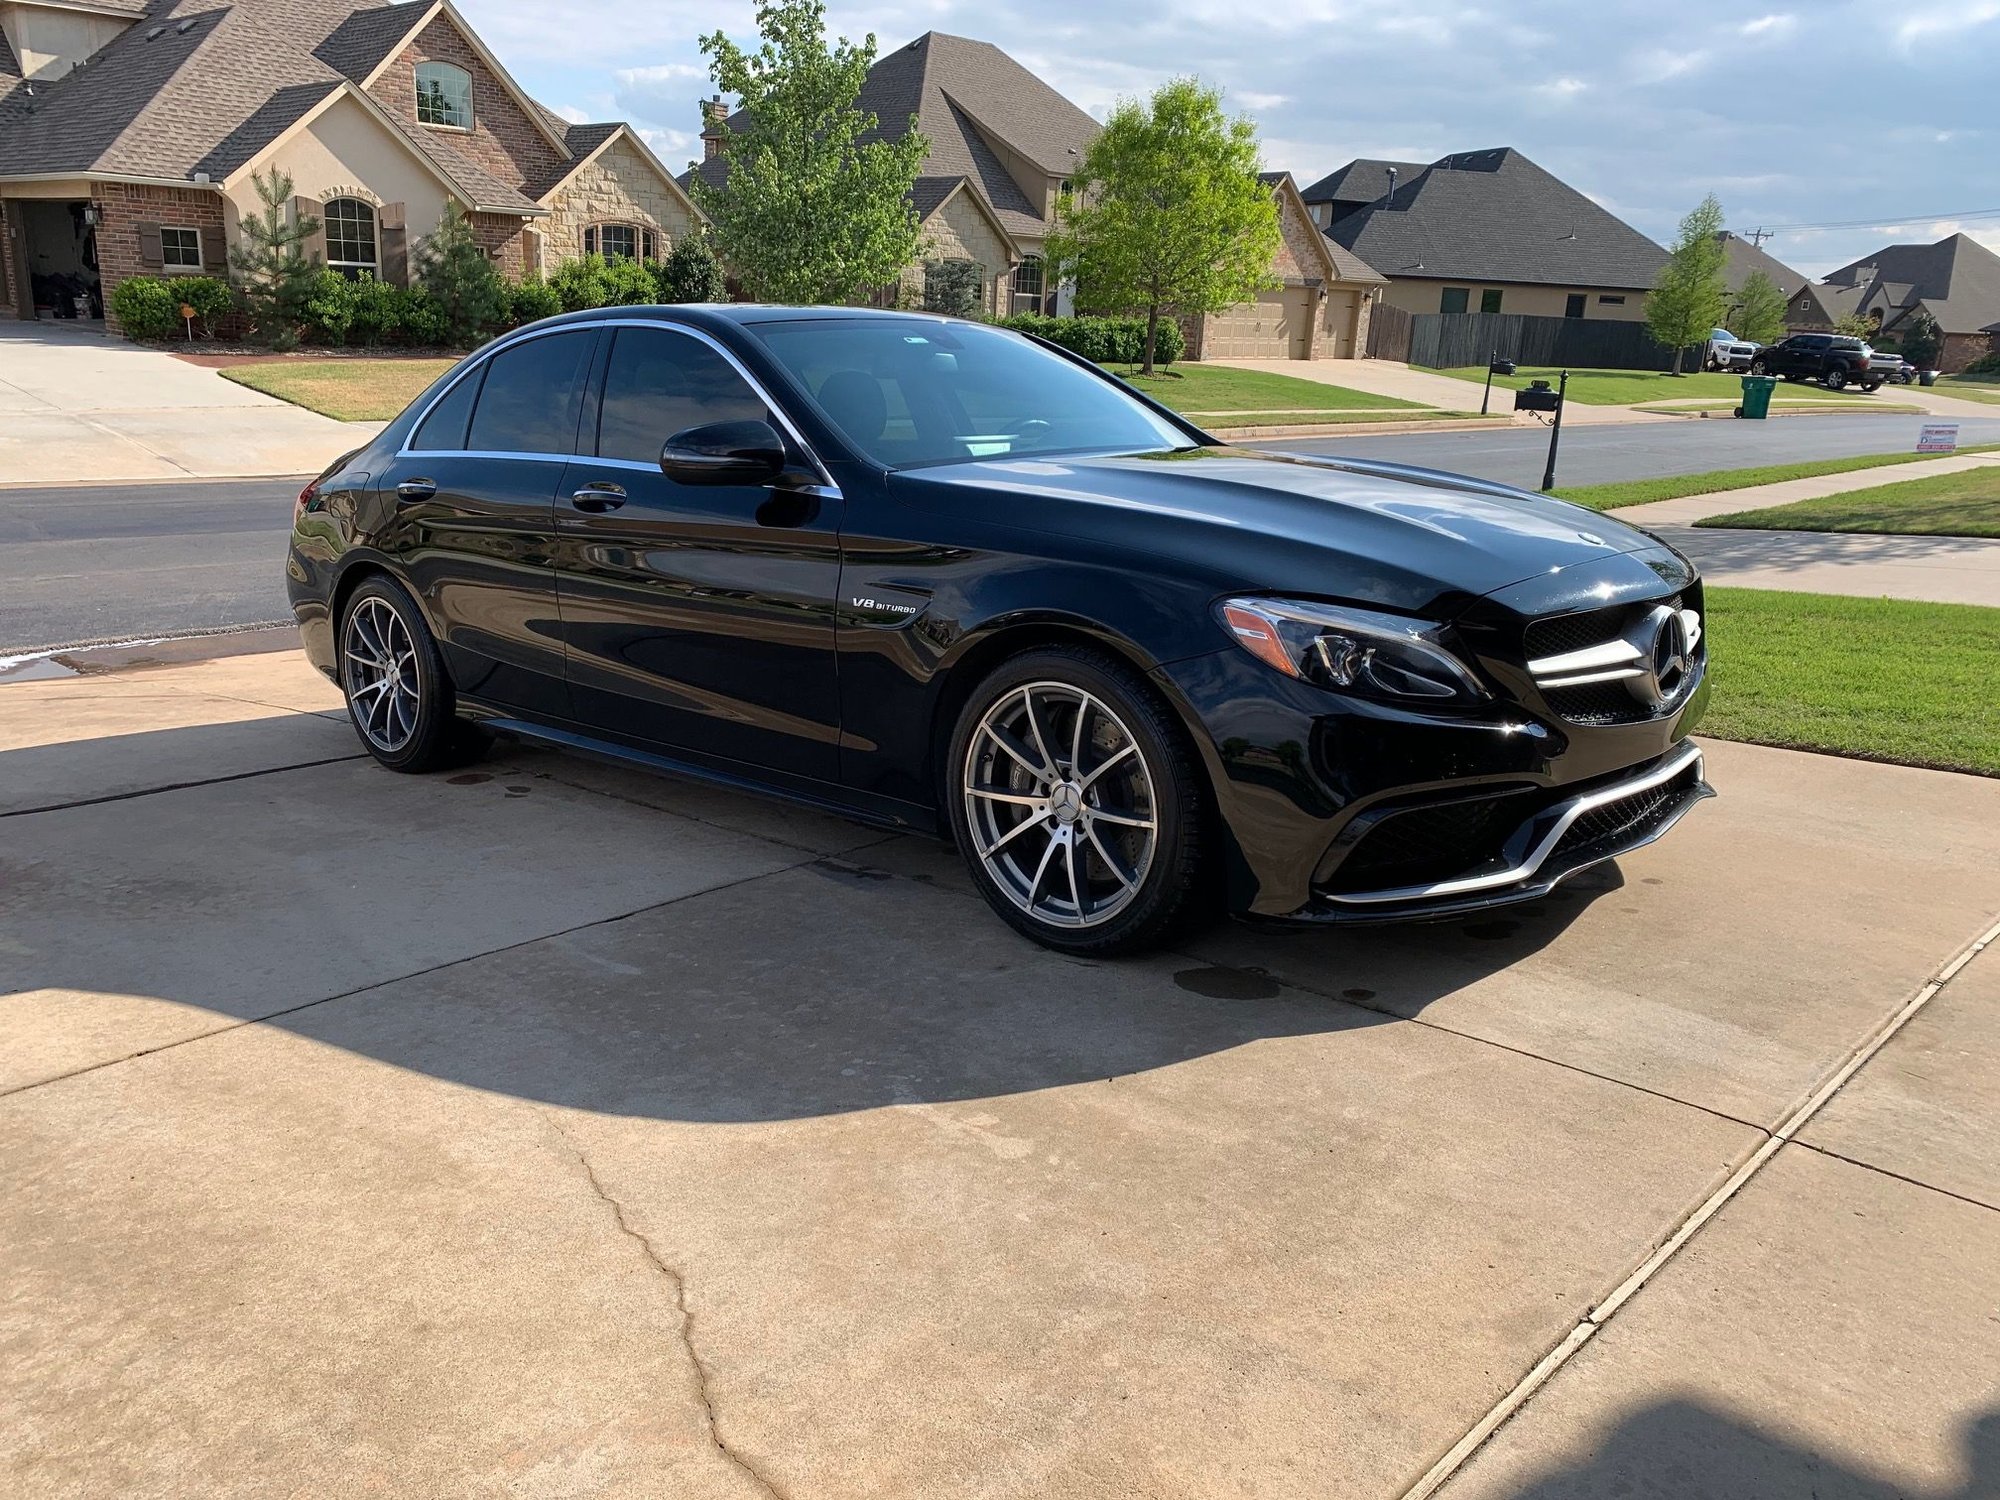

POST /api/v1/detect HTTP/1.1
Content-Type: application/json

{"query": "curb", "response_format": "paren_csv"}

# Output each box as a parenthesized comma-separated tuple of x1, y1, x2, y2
(1, 624, 297, 683)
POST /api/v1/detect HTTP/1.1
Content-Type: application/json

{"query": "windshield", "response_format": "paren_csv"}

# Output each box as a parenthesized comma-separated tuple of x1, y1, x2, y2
(748, 317, 1194, 469)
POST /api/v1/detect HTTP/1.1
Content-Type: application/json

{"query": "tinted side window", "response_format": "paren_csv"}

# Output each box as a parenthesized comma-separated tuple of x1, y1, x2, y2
(596, 327, 769, 464)
(410, 367, 482, 450)
(466, 330, 596, 456)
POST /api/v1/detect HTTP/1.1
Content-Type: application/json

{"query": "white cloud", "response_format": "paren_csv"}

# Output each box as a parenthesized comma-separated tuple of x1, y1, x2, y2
(550, 102, 589, 124)
(1533, 76, 1587, 100)
(1895, 1, 2000, 49)
(1631, 48, 1710, 82)
(636, 126, 695, 157)
(1237, 91, 1290, 110)
(614, 62, 707, 86)
(1738, 13, 1795, 37)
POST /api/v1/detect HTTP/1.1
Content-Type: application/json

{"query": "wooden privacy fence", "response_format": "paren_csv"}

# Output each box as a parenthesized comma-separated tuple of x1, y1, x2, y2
(1365, 301, 1412, 362)
(1400, 311, 1700, 371)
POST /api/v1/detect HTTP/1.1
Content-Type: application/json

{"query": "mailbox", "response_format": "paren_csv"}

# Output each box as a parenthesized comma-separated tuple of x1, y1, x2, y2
(1488, 359, 1517, 376)
(1514, 379, 1562, 413)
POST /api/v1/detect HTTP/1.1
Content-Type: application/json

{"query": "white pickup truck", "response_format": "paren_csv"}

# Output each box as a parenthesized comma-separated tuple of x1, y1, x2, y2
(1704, 329, 1759, 372)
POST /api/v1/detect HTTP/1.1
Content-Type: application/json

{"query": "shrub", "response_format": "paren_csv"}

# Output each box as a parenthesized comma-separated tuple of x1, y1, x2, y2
(300, 269, 357, 346)
(508, 274, 562, 326)
(656, 233, 727, 303)
(550, 253, 618, 311)
(922, 258, 985, 318)
(603, 255, 657, 306)
(394, 286, 450, 347)
(165, 275, 232, 337)
(346, 275, 402, 347)
(995, 312, 1182, 366)
(110, 276, 184, 339)
(1962, 350, 2000, 377)
(417, 206, 508, 345)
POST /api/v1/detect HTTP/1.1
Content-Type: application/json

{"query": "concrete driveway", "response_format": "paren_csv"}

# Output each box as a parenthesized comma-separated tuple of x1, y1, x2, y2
(0, 321, 374, 482)
(2, 645, 1996, 1499)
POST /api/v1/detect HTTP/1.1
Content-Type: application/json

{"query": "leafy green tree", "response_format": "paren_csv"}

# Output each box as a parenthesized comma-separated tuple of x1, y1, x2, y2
(1898, 309, 1942, 368)
(1043, 78, 1280, 374)
(1645, 195, 1729, 373)
(1729, 269, 1787, 346)
(1834, 311, 1879, 339)
(415, 204, 508, 346)
(655, 231, 729, 303)
(693, 0, 928, 303)
(229, 167, 319, 347)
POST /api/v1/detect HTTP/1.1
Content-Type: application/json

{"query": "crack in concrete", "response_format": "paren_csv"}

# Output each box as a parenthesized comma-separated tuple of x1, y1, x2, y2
(547, 1116, 790, 1500)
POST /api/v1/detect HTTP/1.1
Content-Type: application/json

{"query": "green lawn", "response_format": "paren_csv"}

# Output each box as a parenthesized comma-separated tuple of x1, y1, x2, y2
(1697, 464, 2000, 538)
(1551, 446, 2000, 511)
(1701, 588, 2000, 776)
(221, 358, 457, 420)
(1436, 365, 1865, 406)
(1630, 400, 1923, 416)
(1105, 363, 1425, 412)
(1936, 375, 2000, 405)
(1205, 408, 1486, 428)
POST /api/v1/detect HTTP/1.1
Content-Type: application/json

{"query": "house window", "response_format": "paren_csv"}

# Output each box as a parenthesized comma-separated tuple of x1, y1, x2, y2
(1011, 255, 1044, 313)
(160, 226, 202, 270)
(1479, 289, 1503, 314)
(325, 198, 378, 280)
(415, 62, 472, 128)
(1439, 287, 1469, 314)
(1563, 293, 1587, 318)
(584, 223, 657, 261)
(1597, 294, 1626, 305)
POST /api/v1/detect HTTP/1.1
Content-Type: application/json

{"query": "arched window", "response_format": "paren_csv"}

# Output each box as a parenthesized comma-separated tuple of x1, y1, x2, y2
(325, 199, 378, 280)
(415, 61, 472, 129)
(583, 222, 658, 261)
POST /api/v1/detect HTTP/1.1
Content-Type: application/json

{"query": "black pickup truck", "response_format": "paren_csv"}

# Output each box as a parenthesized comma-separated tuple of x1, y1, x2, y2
(1748, 334, 1884, 392)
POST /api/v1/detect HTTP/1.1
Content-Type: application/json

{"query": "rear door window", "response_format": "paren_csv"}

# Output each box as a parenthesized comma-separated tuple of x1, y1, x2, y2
(410, 367, 482, 450)
(595, 327, 769, 463)
(466, 330, 596, 456)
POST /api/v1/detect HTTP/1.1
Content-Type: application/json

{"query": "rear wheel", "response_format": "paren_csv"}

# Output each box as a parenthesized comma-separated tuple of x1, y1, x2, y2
(1824, 368, 1848, 390)
(947, 647, 1209, 955)
(338, 575, 489, 773)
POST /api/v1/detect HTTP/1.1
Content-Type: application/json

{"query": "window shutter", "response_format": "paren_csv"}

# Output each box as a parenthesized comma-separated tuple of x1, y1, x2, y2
(291, 197, 325, 263)
(199, 223, 226, 271)
(137, 222, 164, 269)
(378, 202, 408, 286)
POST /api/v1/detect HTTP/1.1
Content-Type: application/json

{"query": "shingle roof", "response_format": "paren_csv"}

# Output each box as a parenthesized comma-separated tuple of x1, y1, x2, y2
(313, 1, 423, 83)
(1299, 158, 1426, 207)
(683, 30, 1098, 240)
(1716, 231, 1808, 298)
(522, 119, 621, 199)
(1821, 233, 2000, 336)
(1322, 147, 1666, 290)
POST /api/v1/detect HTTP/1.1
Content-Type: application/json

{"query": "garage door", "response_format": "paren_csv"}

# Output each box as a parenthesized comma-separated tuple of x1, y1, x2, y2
(1205, 287, 1312, 359)
(1323, 289, 1360, 358)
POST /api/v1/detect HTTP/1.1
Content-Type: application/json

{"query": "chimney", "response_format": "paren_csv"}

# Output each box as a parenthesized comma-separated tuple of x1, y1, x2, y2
(701, 94, 729, 160)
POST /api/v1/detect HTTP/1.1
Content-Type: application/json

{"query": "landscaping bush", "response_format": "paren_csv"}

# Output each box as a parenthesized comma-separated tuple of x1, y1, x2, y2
(655, 234, 727, 303)
(922, 258, 984, 318)
(165, 275, 233, 337)
(109, 277, 179, 339)
(603, 255, 657, 306)
(393, 286, 449, 347)
(549, 253, 617, 311)
(508, 274, 562, 326)
(346, 275, 403, 347)
(1962, 351, 2000, 377)
(417, 206, 508, 345)
(300, 269, 357, 346)
(996, 312, 1182, 366)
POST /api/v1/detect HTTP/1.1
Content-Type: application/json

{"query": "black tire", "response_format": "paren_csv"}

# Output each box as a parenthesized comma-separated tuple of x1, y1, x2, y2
(1749, 359, 1769, 376)
(1824, 369, 1847, 390)
(337, 574, 490, 773)
(1862, 382, 1882, 394)
(945, 645, 1210, 956)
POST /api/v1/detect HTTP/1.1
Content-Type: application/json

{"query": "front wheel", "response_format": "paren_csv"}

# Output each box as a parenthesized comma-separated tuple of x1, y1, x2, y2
(338, 575, 489, 772)
(1824, 369, 1848, 390)
(1749, 359, 1769, 376)
(946, 647, 1210, 955)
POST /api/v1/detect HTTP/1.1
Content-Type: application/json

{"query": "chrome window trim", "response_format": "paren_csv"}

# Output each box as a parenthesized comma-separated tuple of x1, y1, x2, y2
(396, 317, 839, 492)
(1325, 741, 1705, 906)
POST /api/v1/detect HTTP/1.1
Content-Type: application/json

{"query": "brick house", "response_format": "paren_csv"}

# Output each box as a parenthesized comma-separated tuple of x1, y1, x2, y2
(1794, 233, 2000, 373)
(0, 0, 700, 329)
(684, 30, 1381, 358)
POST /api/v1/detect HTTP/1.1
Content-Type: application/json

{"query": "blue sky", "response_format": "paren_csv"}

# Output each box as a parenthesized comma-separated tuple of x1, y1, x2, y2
(464, 0, 2000, 279)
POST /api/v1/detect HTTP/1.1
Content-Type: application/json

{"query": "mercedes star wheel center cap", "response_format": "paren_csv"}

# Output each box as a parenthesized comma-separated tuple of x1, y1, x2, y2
(1050, 783, 1084, 824)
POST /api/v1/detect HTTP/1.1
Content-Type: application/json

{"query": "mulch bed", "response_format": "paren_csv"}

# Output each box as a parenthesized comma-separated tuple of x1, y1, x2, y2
(145, 342, 471, 367)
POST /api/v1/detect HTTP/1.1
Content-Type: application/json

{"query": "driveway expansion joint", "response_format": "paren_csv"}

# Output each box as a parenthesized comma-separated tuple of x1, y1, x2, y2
(547, 1114, 791, 1500)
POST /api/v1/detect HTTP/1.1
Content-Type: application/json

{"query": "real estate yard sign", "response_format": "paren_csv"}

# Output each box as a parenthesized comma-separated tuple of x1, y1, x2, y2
(1916, 423, 1959, 453)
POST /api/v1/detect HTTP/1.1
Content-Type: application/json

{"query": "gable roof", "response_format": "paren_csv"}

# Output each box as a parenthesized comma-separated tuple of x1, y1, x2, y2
(1821, 233, 2000, 335)
(1300, 158, 1425, 208)
(1260, 169, 1386, 285)
(1716, 231, 1807, 298)
(1323, 147, 1667, 290)
(684, 30, 1098, 240)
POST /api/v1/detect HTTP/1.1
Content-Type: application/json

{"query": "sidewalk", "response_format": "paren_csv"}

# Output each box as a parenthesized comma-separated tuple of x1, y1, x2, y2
(0, 320, 377, 483)
(1614, 450, 2000, 524)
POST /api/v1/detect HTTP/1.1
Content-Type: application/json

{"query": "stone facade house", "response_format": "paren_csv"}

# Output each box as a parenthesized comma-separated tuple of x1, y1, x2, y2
(1307, 148, 1666, 323)
(1795, 233, 2000, 372)
(0, 0, 699, 328)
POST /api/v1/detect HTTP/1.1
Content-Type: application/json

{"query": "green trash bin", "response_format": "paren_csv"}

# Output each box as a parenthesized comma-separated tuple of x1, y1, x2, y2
(1737, 374, 1778, 419)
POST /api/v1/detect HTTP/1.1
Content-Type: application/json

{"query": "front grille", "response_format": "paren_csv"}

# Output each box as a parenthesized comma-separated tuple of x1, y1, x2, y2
(1548, 765, 1698, 862)
(1523, 608, 1628, 662)
(1325, 790, 1533, 894)
(1526, 595, 1701, 727)
(1543, 680, 1652, 726)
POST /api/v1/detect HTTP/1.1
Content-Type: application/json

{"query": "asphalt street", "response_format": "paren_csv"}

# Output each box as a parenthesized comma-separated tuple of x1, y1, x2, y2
(7, 410, 1998, 653)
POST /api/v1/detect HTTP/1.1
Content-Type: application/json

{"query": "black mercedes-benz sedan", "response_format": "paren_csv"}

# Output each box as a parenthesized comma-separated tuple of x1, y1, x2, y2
(287, 305, 1712, 954)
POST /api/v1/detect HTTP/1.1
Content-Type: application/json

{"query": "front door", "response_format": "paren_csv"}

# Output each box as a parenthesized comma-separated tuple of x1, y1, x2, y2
(553, 323, 844, 782)
(375, 326, 598, 717)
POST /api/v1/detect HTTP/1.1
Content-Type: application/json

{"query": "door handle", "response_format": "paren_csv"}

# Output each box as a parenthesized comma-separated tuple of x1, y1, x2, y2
(396, 478, 437, 501)
(570, 483, 627, 513)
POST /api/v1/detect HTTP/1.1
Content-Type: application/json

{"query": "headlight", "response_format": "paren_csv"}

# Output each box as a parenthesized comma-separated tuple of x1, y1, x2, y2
(1218, 597, 1486, 704)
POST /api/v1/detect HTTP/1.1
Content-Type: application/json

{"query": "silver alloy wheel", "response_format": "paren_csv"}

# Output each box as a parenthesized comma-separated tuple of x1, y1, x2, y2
(963, 680, 1159, 930)
(341, 595, 422, 753)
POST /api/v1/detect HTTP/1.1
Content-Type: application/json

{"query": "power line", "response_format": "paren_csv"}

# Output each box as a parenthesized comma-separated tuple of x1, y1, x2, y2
(1753, 206, 2000, 234)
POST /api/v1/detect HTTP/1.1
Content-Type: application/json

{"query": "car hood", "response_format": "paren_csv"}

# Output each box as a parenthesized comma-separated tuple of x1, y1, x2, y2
(893, 446, 1677, 616)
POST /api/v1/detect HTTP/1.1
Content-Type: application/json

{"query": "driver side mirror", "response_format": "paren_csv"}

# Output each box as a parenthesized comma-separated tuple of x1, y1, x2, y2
(660, 419, 787, 486)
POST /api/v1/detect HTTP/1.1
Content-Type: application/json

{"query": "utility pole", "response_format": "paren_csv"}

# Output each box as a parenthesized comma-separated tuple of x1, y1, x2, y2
(1540, 370, 1569, 492)
(1746, 227, 1772, 248)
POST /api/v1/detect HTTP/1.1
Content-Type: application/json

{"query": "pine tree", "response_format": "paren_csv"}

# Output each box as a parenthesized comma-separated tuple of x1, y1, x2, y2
(229, 168, 319, 347)
(1646, 197, 1728, 374)
(416, 204, 507, 345)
